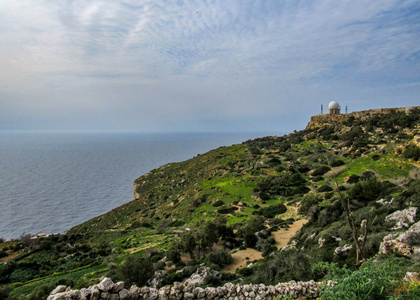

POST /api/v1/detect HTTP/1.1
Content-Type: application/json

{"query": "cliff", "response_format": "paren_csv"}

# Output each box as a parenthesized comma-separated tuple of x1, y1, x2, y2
(306, 106, 420, 129)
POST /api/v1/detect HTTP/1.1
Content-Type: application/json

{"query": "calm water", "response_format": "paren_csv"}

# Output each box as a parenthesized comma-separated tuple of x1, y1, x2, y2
(0, 132, 274, 240)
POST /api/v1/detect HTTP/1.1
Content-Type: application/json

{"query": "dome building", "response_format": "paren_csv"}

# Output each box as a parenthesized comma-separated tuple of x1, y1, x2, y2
(328, 101, 341, 115)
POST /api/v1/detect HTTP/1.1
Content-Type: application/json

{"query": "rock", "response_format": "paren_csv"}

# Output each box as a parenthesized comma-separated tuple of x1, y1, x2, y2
(91, 287, 101, 300)
(385, 207, 417, 230)
(80, 288, 90, 300)
(110, 293, 119, 300)
(334, 244, 353, 256)
(193, 287, 206, 299)
(119, 289, 130, 300)
(98, 277, 115, 292)
(185, 267, 221, 286)
(148, 270, 166, 288)
(50, 285, 68, 295)
(112, 281, 124, 293)
(380, 221, 420, 257)
(404, 272, 420, 283)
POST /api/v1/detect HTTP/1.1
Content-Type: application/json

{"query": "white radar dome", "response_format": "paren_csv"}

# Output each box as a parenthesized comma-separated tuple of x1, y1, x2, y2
(329, 101, 340, 109)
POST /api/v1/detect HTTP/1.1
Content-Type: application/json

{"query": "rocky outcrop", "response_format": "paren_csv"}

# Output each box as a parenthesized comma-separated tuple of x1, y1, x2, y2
(305, 106, 420, 129)
(385, 207, 418, 231)
(48, 277, 329, 300)
(184, 266, 221, 287)
(380, 220, 420, 257)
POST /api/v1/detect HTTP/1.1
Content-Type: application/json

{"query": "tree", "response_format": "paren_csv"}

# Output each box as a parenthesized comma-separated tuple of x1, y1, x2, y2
(197, 220, 219, 254)
(118, 255, 154, 287)
(327, 157, 374, 268)
(180, 231, 196, 259)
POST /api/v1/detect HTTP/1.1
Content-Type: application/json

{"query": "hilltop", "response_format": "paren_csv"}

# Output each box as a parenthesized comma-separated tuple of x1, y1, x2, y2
(1, 106, 420, 299)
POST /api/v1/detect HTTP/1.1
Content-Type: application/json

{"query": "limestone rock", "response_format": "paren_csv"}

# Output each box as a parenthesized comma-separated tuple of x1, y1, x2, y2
(112, 281, 124, 293)
(50, 285, 68, 295)
(98, 277, 115, 292)
(147, 270, 166, 288)
(404, 272, 420, 283)
(185, 267, 221, 287)
(380, 220, 420, 257)
(385, 207, 417, 230)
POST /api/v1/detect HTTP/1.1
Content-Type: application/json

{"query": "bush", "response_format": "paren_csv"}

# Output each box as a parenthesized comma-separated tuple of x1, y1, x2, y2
(403, 144, 420, 161)
(299, 194, 321, 215)
(206, 249, 232, 267)
(244, 233, 258, 248)
(217, 206, 236, 214)
(117, 255, 154, 287)
(317, 185, 333, 192)
(212, 200, 224, 207)
(321, 256, 409, 299)
(312, 166, 331, 176)
(251, 249, 313, 284)
(167, 244, 181, 263)
(346, 174, 360, 184)
(254, 203, 287, 218)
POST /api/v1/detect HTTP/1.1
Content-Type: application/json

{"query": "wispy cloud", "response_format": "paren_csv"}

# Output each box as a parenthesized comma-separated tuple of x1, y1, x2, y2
(0, 0, 419, 131)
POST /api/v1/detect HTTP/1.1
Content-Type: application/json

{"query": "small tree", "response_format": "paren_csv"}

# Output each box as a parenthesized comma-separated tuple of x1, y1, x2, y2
(118, 255, 154, 287)
(327, 157, 374, 268)
(180, 231, 196, 259)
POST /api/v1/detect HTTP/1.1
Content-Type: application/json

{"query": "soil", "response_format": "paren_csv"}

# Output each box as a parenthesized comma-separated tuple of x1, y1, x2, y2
(222, 218, 308, 273)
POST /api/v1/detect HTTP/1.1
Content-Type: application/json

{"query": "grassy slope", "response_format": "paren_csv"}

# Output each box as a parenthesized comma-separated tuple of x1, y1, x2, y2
(2, 107, 420, 297)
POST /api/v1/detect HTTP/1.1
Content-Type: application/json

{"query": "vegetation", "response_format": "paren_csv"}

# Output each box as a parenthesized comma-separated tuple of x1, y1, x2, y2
(1, 107, 419, 299)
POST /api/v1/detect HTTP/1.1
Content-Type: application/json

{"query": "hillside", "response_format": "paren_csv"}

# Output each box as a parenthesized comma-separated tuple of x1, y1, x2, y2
(1, 106, 420, 299)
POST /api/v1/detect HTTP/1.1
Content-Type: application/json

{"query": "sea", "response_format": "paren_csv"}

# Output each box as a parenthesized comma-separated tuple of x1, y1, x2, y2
(0, 131, 276, 241)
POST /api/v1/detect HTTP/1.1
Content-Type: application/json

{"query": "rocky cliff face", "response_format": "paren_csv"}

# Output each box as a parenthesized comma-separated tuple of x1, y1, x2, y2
(306, 106, 419, 129)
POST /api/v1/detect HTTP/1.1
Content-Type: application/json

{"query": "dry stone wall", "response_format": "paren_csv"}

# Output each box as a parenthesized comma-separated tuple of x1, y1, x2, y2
(48, 277, 331, 300)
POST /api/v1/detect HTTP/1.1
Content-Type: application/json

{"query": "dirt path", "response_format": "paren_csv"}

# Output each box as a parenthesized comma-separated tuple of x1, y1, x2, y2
(222, 248, 263, 273)
(222, 218, 308, 273)
(271, 219, 308, 250)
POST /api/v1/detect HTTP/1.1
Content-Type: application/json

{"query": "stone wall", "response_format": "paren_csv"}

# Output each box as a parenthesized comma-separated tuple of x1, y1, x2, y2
(305, 106, 420, 130)
(48, 277, 332, 300)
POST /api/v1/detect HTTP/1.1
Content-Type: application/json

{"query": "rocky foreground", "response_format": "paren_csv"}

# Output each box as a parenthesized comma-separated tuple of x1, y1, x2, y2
(47, 277, 329, 300)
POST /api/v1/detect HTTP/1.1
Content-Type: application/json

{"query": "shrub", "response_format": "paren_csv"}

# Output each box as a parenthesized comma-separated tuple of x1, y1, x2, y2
(347, 177, 387, 202)
(212, 200, 224, 207)
(252, 249, 313, 284)
(330, 159, 345, 167)
(317, 185, 333, 192)
(167, 244, 181, 263)
(244, 233, 258, 248)
(403, 144, 420, 161)
(321, 256, 409, 300)
(117, 255, 154, 287)
(299, 194, 321, 216)
(346, 174, 360, 184)
(312, 166, 331, 176)
(0, 251, 7, 259)
(206, 248, 232, 267)
(255, 203, 287, 218)
(217, 206, 236, 214)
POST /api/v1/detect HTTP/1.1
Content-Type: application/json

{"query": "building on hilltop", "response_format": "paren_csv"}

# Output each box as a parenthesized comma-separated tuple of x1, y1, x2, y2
(328, 101, 341, 115)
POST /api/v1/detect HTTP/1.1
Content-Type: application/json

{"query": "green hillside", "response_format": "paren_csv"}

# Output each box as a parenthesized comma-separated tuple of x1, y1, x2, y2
(1, 107, 420, 299)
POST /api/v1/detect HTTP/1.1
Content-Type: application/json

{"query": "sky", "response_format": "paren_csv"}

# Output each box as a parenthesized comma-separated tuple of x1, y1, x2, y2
(0, 0, 419, 133)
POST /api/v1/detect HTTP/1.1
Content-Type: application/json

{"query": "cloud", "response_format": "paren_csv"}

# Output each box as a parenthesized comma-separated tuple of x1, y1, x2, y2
(0, 0, 419, 132)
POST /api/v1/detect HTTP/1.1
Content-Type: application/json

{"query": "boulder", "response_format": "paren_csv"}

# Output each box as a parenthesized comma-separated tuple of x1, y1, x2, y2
(184, 267, 221, 287)
(50, 285, 67, 295)
(385, 207, 417, 230)
(147, 270, 166, 288)
(112, 281, 124, 293)
(404, 272, 420, 283)
(98, 277, 115, 292)
(380, 221, 420, 257)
